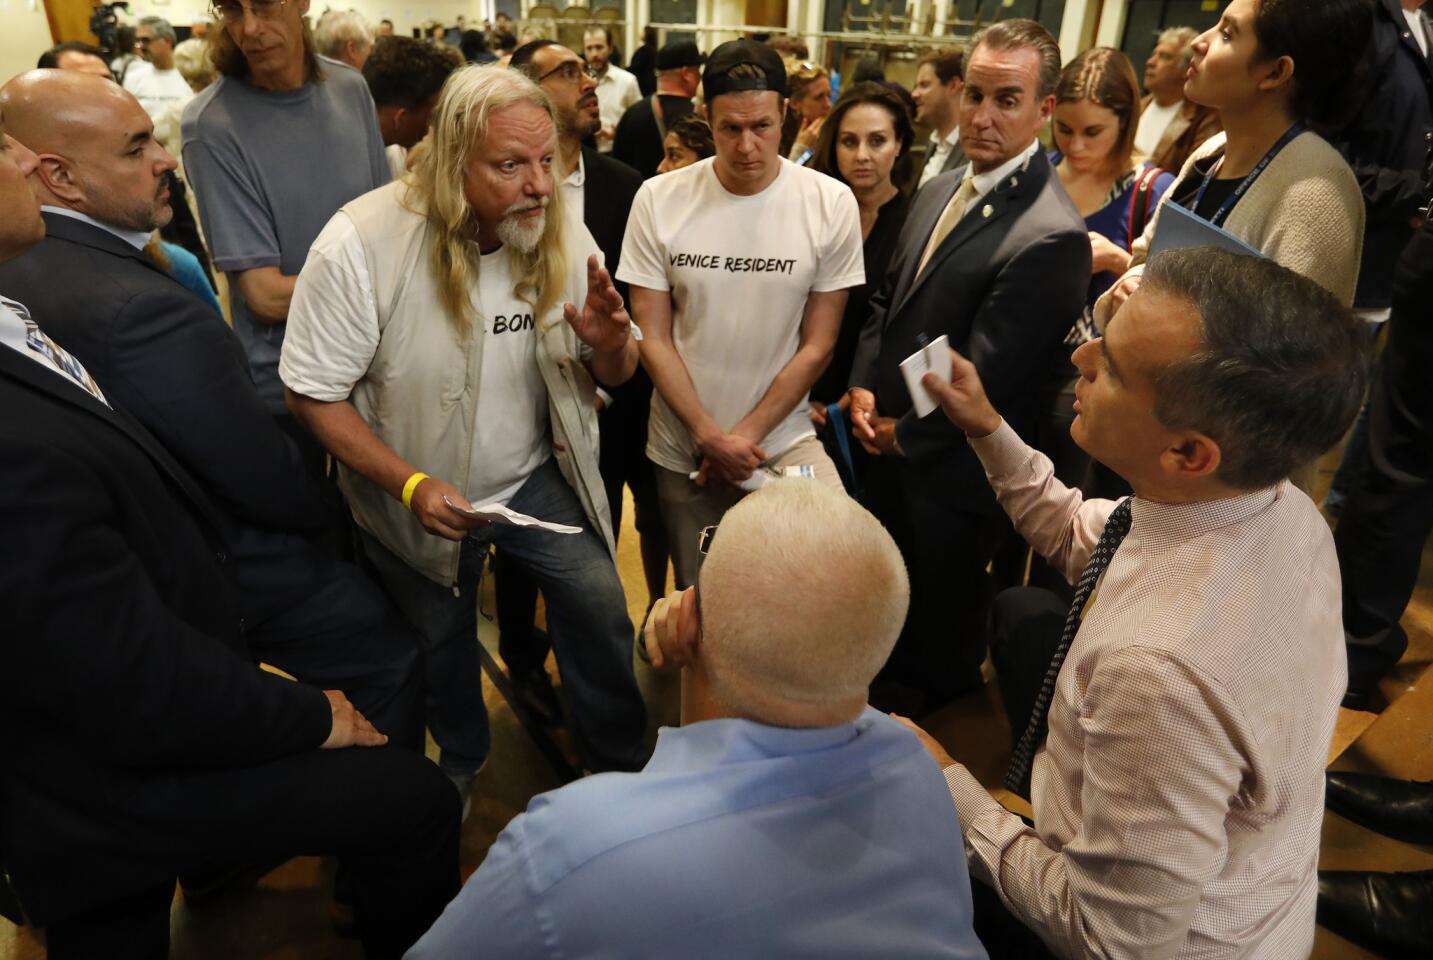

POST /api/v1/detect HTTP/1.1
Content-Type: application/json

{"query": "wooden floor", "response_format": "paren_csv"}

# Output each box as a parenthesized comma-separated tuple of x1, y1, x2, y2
(3, 469, 1429, 958)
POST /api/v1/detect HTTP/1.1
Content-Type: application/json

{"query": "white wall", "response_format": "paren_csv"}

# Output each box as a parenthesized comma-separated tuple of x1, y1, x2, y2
(0, 0, 55, 86)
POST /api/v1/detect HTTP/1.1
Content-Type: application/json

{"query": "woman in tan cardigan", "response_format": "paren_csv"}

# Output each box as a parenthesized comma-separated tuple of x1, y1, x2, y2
(1096, 0, 1371, 328)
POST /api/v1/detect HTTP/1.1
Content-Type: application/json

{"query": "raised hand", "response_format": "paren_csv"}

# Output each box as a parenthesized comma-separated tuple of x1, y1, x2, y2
(920, 348, 1001, 438)
(564, 254, 630, 355)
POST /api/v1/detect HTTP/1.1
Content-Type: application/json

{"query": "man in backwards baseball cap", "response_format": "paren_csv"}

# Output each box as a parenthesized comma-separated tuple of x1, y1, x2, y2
(612, 37, 867, 591)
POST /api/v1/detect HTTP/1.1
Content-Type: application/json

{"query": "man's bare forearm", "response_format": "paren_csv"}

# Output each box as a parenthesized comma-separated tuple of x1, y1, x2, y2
(733, 341, 833, 443)
(286, 389, 417, 501)
(234, 267, 296, 325)
(589, 336, 639, 389)
(639, 338, 721, 444)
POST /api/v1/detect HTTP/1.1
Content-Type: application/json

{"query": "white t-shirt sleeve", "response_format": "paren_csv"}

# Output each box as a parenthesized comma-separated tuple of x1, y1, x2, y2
(279, 211, 380, 403)
(811, 185, 866, 293)
(615, 184, 670, 292)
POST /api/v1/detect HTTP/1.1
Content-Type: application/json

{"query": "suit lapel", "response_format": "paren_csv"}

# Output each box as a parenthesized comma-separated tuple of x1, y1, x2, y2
(0, 345, 220, 532)
(888, 173, 963, 322)
(891, 154, 1046, 317)
(1155, 106, 1192, 163)
(943, 139, 968, 177)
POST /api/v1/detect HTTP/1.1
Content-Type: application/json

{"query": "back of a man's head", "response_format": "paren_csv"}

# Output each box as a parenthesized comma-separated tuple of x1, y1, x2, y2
(698, 481, 908, 728)
(1142, 247, 1368, 490)
(364, 35, 460, 109)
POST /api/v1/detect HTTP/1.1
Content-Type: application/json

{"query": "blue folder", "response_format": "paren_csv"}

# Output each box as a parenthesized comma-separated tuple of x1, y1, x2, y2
(1146, 200, 1265, 260)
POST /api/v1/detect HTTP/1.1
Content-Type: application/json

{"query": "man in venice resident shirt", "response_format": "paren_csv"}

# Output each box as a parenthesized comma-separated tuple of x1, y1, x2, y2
(900, 247, 1368, 959)
(619, 39, 865, 588)
(280, 67, 650, 810)
(410, 481, 989, 960)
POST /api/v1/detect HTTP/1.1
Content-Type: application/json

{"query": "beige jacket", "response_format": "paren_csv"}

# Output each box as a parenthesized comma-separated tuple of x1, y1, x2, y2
(1096, 129, 1365, 331)
(340, 181, 614, 587)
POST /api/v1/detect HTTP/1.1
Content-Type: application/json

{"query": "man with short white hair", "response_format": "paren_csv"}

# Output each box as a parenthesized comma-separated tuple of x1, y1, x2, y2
(125, 17, 195, 121)
(409, 480, 988, 959)
(583, 26, 640, 153)
(1135, 26, 1221, 172)
(281, 66, 650, 808)
(316, 10, 375, 71)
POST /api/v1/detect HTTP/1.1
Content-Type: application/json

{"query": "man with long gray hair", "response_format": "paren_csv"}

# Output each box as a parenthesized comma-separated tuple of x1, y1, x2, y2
(281, 66, 650, 810)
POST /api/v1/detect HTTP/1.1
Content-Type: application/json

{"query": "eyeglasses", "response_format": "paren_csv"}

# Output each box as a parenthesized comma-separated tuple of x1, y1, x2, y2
(209, 0, 290, 24)
(697, 524, 718, 556)
(537, 60, 597, 84)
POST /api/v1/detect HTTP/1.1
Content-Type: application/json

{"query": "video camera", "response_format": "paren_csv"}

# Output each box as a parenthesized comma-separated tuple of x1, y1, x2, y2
(89, 1, 131, 58)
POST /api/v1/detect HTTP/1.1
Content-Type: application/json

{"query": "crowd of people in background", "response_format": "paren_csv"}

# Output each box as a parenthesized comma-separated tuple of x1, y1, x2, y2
(2, 0, 1432, 957)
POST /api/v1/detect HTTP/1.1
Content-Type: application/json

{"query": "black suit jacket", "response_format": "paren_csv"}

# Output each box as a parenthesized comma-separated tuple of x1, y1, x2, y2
(849, 149, 1090, 512)
(0, 343, 330, 925)
(0, 213, 330, 619)
(1329, 0, 1433, 308)
(581, 146, 643, 290)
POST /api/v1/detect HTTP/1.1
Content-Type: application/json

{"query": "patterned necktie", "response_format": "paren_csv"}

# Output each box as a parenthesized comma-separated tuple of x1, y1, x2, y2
(4, 297, 109, 407)
(916, 175, 980, 277)
(1004, 497, 1134, 793)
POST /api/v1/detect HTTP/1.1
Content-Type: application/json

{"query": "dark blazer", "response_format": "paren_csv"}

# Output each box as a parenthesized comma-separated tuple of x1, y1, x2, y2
(581, 146, 643, 288)
(0, 343, 330, 925)
(0, 213, 329, 619)
(611, 95, 695, 179)
(1329, 0, 1433, 308)
(909, 134, 969, 193)
(849, 149, 1090, 510)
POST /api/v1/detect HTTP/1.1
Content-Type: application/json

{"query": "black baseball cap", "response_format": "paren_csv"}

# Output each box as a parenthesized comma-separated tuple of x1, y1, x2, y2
(702, 38, 787, 100)
(656, 39, 705, 71)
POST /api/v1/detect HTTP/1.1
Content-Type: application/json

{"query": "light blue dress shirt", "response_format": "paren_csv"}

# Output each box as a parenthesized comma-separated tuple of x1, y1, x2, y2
(408, 708, 988, 959)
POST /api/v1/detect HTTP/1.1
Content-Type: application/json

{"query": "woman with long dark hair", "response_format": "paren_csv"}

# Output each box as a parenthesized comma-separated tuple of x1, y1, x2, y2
(1100, 0, 1371, 320)
(807, 82, 913, 491)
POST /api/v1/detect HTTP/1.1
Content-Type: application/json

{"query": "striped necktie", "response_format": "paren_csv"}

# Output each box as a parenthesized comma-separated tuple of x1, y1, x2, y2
(1004, 497, 1134, 794)
(4, 297, 109, 407)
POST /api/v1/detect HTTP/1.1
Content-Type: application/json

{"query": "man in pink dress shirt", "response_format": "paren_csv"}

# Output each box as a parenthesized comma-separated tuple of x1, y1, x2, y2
(903, 246, 1367, 959)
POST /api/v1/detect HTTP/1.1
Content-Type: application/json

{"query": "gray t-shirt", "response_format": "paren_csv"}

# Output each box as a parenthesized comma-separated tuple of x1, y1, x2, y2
(181, 58, 390, 412)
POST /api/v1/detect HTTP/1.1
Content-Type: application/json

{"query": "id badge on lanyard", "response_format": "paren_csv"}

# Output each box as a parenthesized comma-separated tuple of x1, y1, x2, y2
(1192, 124, 1303, 228)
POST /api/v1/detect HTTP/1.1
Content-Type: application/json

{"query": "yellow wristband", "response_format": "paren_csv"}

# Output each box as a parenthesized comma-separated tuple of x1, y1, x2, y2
(401, 471, 430, 512)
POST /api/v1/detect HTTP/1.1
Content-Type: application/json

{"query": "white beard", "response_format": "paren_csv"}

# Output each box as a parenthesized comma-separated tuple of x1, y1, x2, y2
(496, 208, 546, 253)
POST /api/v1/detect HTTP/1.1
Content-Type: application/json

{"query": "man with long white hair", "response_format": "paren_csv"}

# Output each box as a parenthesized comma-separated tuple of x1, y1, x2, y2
(281, 66, 650, 810)
(409, 480, 987, 958)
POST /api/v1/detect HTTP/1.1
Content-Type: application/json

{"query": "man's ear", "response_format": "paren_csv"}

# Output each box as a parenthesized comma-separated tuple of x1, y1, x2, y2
(1037, 93, 1056, 124)
(680, 586, 703, 654)
(1161, 432, 1222, 480)
(34, 154, 83, 204)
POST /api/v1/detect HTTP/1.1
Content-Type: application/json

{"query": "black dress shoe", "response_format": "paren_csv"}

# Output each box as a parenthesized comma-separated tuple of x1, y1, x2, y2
(1318, 869, 1433, 957)
(1325, 771, 1433, 845)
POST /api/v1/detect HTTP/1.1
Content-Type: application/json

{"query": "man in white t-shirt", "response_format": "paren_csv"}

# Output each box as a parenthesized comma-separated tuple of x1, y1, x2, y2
(124, 18, 194, 122)
(584, 27, 641, 154)
(619, 39, 865, 588)
(280, 67, 650, 808)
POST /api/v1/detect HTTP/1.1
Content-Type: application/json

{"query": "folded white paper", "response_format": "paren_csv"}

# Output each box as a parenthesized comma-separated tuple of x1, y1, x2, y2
(441, 496, 583, 535)
(898, 334, 952, 419)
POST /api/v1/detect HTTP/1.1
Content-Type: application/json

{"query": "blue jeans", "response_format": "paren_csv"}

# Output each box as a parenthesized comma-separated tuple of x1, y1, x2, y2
(360, 458, 648, 777)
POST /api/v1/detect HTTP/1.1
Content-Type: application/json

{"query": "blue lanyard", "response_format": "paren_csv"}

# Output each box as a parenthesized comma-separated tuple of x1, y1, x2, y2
(1192, 124, 1303, 227)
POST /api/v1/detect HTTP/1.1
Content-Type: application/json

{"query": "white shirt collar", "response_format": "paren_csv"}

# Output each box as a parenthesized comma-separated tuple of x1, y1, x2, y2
(966, 138, 1040, 199)
(41, 205, 151, 251)
(0, 296, 30, 353)
(563, 150, 587, 188)
(929, 125, 960, 148)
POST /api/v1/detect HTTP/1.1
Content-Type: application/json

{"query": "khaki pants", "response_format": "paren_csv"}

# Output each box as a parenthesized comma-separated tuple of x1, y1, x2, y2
(655, 435, 844, 589)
